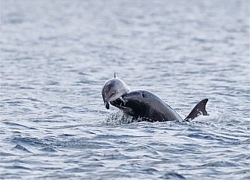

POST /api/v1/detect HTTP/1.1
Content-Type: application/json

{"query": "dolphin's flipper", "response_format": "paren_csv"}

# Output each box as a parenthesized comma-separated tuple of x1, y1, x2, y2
(185, 99, 209, 121)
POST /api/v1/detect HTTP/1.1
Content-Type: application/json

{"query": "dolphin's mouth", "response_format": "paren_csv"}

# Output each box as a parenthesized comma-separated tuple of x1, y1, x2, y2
(110, 97, 125, 108)
(110, 97, 134, 116)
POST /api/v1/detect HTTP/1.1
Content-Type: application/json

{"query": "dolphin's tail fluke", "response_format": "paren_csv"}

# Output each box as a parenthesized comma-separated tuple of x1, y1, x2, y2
(184, 99, 209, 121)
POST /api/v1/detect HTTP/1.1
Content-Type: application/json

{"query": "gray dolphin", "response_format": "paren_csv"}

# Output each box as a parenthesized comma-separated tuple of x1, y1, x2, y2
(101, 74, 129, 109)
(102, 76, 208, 122)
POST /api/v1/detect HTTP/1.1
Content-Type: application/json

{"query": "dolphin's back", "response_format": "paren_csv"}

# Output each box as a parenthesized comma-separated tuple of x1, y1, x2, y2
(134, 91, 183, 121)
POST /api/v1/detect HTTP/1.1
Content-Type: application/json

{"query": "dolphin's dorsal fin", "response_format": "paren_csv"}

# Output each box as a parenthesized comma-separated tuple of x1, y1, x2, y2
(185, 99, 209, 121)
(114, 72, 117, 78)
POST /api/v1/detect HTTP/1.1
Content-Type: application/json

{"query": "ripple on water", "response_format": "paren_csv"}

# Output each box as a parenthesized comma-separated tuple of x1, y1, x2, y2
(1, 0, 250, 179)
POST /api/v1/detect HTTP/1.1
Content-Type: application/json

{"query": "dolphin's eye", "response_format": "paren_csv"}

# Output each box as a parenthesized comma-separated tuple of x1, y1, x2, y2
(142, 93, 145, 98)
(110, 91, 116, 96)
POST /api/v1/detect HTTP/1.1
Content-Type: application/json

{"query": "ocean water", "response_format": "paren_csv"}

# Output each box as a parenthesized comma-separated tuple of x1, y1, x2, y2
(1, 0, 250, 179)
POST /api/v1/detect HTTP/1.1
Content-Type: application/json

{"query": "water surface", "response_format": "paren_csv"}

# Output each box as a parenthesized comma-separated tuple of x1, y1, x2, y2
(1, 0, 250, 179)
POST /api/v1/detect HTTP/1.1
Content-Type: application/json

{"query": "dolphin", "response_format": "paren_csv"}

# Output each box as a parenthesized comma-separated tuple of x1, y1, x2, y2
(101, 73, 129, 110)
(102, 76, 209, 122)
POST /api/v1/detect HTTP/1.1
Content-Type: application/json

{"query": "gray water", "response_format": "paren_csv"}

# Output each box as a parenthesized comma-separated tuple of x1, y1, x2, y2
(1, 0, 250, 179)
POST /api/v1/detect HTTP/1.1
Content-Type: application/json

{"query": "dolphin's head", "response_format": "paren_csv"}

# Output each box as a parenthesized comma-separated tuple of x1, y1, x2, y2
(102, 76, 129, 109)
(110, 91, 148, 117)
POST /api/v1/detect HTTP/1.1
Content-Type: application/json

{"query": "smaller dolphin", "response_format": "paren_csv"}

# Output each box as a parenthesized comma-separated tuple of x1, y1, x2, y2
(101, 73, 129, 109)
(102, 76, 209, 122)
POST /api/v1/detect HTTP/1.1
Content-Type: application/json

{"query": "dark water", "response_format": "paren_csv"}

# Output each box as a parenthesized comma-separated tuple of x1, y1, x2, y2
(1, 0, 250, 179)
